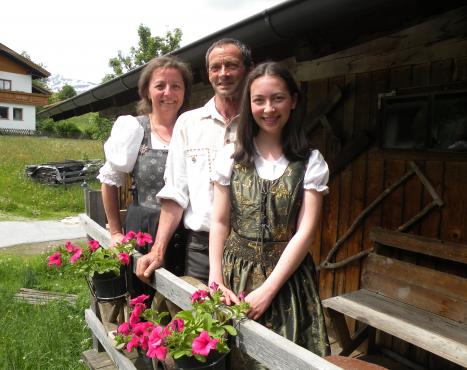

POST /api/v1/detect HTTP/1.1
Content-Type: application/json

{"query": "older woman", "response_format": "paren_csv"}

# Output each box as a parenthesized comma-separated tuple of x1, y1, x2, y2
(98, 56, 192, 298)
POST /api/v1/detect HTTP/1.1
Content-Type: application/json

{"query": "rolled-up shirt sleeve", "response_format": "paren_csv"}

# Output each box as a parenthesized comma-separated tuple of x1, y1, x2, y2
(156, 115, 189, 209)
(97, 115, 143, 187)
(304, 150, 330, 194)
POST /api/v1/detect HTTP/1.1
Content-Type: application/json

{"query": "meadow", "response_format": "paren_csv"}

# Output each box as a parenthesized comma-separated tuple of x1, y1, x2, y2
(0, 135, 104, 220)
(0, 248, 91, 369)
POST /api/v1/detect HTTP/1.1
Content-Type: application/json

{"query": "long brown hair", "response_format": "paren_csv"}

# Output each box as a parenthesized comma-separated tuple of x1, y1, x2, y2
(136, 56, 192, 115)
(233, 62, 310, 165)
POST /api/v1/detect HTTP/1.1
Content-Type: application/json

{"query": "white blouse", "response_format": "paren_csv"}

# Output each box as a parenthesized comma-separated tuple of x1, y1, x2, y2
(212, 143, 329, 194)
(97, 115, 169, 187)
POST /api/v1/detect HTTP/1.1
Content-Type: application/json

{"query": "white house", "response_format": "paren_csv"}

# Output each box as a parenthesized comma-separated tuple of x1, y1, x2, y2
(0, 43, 50, 131)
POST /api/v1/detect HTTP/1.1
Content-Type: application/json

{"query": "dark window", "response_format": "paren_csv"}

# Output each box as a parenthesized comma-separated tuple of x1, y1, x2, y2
(381, 90, 467, 152)
(13, 108, 23, 121)
(0, 106, 8, 119)
(0, 79, 12, 90)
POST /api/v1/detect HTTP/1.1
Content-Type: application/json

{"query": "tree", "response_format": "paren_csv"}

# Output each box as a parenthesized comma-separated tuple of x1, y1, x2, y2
(102, 24, 182, 82)
(49, 84, 77, 104)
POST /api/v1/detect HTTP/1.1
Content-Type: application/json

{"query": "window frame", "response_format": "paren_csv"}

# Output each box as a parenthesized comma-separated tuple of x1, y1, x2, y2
(0, 106, 8, 119)
(13, 107, 23, 121)
(379, 87, 467, 152)
(0, 79, 12, 91)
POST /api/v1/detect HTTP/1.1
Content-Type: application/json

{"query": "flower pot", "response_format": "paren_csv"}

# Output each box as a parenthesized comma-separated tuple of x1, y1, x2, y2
(174, 351, 227, 370)
(90, 267, 127, 300)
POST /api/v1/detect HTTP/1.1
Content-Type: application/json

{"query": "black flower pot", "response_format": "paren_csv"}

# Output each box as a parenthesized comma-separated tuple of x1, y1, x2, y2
(174, 351, 227, 370)
(90, 267, 127, 300)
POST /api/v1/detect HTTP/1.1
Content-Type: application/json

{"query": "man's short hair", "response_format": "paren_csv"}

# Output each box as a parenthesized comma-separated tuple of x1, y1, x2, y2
(205, 38, 252, 71)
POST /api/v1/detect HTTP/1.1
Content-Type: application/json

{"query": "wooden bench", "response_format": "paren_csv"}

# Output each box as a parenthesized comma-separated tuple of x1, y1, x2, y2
(322, 227, 467, 368)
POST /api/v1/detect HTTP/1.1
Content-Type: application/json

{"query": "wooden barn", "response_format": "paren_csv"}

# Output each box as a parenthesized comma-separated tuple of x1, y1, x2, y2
(41, 1, 467, 368)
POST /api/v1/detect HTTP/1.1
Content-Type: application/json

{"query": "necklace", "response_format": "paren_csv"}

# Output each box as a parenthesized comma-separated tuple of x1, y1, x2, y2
(149, 115, 171, 145)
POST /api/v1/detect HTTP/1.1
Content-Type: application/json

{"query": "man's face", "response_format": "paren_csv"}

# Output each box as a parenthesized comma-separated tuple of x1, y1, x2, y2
(207, 44, 247, 99)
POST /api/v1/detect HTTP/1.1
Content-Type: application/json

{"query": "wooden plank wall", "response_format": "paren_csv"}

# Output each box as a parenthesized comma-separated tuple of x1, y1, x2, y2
(306, 56, 467, 369)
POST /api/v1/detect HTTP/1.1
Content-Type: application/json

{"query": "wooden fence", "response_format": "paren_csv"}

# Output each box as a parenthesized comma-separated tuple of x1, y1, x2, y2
(80, 190, 341, 370)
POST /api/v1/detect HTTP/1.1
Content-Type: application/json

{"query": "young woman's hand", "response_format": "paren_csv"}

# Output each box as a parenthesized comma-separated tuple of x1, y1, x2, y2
(209, 281, 240, 306)
(244, 286, 275, 320)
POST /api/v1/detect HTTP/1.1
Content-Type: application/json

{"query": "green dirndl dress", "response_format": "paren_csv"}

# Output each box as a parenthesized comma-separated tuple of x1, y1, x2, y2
(222, 160, 330, 368)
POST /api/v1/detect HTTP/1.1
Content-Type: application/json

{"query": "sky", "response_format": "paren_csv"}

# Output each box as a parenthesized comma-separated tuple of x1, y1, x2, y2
(2, 0, 286, 83)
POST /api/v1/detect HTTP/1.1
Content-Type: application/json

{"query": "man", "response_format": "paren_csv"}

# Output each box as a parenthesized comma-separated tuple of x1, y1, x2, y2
(136, 38, 252, 283)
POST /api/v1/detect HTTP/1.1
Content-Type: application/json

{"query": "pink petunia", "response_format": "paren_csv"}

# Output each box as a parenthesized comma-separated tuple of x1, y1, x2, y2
(122, 230, 136, 243)
(192, 330, 219, 356)
(126, 335, 140, 352)
(129, 303, 145, 325)
(167, 318, 184, 333)
(87, 240, 100, 252)
(135, 231, 153, 247)
(238, 291, 246, 301)
(64, 241, 79, 253)
(147, 326, 168, 360)
(69, 247, 83, 264)
(118, 252, 130, 265)
(48, 252, 62, 267)
(117, 322, 131, 335)
(191, 289, 209, 303)
(129, 294, 150, 307)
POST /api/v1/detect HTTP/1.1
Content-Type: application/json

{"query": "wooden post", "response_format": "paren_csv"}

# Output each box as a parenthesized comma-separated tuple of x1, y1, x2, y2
(84, 188, 106, 227)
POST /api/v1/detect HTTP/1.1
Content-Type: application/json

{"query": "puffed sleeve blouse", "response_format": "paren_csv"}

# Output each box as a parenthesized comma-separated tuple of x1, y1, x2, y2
(97, 115, 144, 187)
(212, 143, 329, 194)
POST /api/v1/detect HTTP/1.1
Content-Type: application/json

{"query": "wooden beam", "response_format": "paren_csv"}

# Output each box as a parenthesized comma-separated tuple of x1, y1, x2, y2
(80, 213, 341, 370)
(85, 309, 138, 370)
(369, 227, 467, 264)
(296, 7, 467, 81)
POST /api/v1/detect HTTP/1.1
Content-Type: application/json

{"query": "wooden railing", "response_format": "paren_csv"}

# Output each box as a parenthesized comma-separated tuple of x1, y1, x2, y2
(80, 190, 341, 370)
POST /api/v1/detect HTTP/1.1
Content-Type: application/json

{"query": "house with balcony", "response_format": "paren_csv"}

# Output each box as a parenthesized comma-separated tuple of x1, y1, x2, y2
(0, 43, 50, 131)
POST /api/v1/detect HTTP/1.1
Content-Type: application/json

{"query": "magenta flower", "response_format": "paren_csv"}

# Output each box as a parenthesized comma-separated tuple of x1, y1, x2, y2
(122, 230, 136, 243)
(129, 294, 150, 307)
(192, 331, 219, 356)
(118, 322, 131, 335)
(135, 231, 153, 247)
(167, 318, 184, 333)
(129, 303, 145, 325)
(127, 335, 140, 352)
(87, 240, 100, 252)
(48, 252, 62, 267)
(210, 281, 219, 291)
(64, 241, 79, 253)
(69, 247, 83, 264)
(191, 289, 209, 303)
(118, 252, 130, 265)
(238, 291, 246, 301)
(147, 326, 168, 360)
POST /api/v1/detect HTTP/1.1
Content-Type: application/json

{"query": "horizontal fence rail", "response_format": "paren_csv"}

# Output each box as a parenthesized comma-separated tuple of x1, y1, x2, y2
(80, 213, 341, 370)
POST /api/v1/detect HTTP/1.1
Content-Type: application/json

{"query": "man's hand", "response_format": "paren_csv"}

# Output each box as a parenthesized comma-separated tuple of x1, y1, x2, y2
(109, 232, 124, 247)
(135, 249, 164, 283)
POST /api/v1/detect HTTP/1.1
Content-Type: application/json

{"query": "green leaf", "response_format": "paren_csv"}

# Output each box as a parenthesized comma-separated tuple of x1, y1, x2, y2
(223, 325, 237, 336)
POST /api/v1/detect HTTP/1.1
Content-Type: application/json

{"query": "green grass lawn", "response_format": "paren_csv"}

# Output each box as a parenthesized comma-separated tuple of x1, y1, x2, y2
(0, 135, 104, 220)
(0, 248, 91, 369)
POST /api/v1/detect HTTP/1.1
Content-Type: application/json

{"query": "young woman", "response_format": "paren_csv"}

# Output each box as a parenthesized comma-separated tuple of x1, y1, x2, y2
(98, 56, 192, 298)
(209, 62, 330, 367)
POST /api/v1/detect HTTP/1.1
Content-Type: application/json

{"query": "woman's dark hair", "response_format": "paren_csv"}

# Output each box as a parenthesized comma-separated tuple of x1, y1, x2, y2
(233, 62, 309, 165)
(137, 56, 192, 115)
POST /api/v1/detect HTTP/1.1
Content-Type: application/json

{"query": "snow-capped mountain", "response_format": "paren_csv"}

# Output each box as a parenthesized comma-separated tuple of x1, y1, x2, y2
(48, 74, 98, 94)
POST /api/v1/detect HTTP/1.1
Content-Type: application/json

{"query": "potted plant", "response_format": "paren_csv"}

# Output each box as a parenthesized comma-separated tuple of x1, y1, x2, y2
(115, 282, 249, 369)
(47, 230, 152, 299)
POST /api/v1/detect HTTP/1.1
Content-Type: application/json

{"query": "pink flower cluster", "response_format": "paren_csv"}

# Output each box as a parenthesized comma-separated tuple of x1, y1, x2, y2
(118, 291, 220, 361)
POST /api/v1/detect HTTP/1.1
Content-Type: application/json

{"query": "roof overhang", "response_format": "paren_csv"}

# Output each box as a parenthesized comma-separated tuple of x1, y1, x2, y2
(38, 0, 466, 121)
